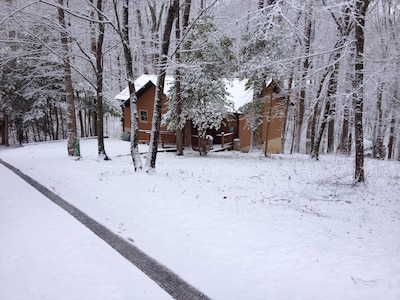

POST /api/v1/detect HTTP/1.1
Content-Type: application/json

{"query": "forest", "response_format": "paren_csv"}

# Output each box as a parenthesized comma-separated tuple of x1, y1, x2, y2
(0, 0, 399, 181)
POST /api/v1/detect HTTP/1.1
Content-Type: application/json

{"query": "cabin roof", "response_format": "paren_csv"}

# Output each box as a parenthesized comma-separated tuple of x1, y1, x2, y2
(115, 74, 269, 112)
(114, 74, 175, 103)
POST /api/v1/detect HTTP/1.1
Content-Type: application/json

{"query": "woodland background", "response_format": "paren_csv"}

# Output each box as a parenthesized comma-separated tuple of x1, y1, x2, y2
(0, 0, 399, 180)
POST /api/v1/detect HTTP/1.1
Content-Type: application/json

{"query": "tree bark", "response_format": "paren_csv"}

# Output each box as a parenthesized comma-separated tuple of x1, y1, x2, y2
(55, 105, 60, 140)
(94, 0, 109, 160)
(57, 0, 78, 157)
(295, 3, 313, 153)
(353, 0, 370, 183)
(280, 77, 292, 154)
(387, 114, 396, 160)
(327, 101, 335, 153)
(311, 58, 340, 159)
(184, 120, 193, 149)
(2, 109, 9, 146)
(338, 104, 351, 155)
(113, 0, 143, 171)
(374, 82, 385, 159)
(182, 0, 193, 150)
(135, 6, 149, 74)
(310, 6, 352, 159)
(146, 0, 179, 170)
(309, 71, 330, 159)
(174, 0, 183, 155)
(264, 92, 274, 156)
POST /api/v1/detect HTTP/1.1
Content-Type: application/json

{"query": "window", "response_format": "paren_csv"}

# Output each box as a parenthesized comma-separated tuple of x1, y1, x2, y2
(140, 110, 148, 122)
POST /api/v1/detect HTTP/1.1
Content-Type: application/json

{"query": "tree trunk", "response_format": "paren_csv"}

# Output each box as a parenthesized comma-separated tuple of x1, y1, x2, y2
(311, 99, 330, 160)
(114, 0, 143, 171)
(309, 106, 319, 158)
(78, 110, 84, 138)
(387, 114, 396, 160)
(54, 105, 59, 140)
(295, 4, 313, 153)
(182, 0, 193, 150)
(374, 82, 385, 159)
(146, 0, 179, 170)
(295, 90, 305, 153)
(310, 17, 350, 158)
(87, 110, 91, 137)
(2, 109, 9, 146)
(309, 74, 329, 159)
(148, 2, 165, 72)
(280, 78, 291, 154)
(338, 40, 355, 156)
(327, 101, 335, 153)
(264, 93, 274, 156)
(249, 110, 259, 152)
(47, 97, 55, 140)
(249, 84, 265, 152)
(174, 0, 183, 155)
(57, 0, 78, 157)
(184, 120, 193, 149)
(94, 0, 109, 160)
(311, 58, 340, 159)
(199, 137, 208, 156)
(353, 0, 370, 183)
(135, 6, 149, 74)
(338, 104, 351, 155)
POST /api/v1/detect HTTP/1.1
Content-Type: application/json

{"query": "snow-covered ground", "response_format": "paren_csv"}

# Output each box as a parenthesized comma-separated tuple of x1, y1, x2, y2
(0, 163, 171, 300)
(1, 138, 399, 300)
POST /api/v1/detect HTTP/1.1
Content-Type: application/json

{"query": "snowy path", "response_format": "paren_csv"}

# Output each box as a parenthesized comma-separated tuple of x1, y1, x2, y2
(0, 161, 205, 300)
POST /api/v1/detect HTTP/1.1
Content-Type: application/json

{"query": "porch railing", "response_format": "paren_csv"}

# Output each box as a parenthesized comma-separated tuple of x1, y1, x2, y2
(218, 132, 235, 149)
(141, 130, 176, 148)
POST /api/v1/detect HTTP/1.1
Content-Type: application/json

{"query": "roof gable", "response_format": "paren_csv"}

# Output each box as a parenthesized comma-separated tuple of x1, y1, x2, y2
(114, 74, 174, 102)
(115, 75, 265, 112)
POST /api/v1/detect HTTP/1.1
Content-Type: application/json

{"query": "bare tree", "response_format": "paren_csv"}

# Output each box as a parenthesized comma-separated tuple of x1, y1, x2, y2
(57, 0, 78, 156)
(92, 0, 109, 160)
(146, 0, 179, 170)
(182, 0, 193, 151)
(174, 0, 183, 155)
(294, 1, 313, 154)
(310, 4, 353, 160)
(113, 0, 142, 171)
(353, 0, 371, 183)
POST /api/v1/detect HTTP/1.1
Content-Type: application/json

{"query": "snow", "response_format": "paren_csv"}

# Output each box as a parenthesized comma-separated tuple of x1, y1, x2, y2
(114, 75, 175, 102)
(1, 139, 399, 300)
(114, 75, 253, 112)
(0, 163, 171, 300)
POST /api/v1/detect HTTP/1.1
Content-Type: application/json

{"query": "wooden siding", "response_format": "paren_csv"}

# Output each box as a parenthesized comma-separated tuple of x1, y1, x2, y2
(237, 95, 284, 154)
(123, 83, 169, 143)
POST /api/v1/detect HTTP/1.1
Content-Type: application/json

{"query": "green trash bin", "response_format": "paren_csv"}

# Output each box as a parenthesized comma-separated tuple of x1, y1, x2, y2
(76, 138, 81, 157)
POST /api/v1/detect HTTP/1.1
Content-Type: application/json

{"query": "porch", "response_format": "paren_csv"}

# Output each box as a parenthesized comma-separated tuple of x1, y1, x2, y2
(140, 130, 236, 152)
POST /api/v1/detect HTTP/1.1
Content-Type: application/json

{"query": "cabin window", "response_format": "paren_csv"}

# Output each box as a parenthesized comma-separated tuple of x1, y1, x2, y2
(139, 110, 148, 122)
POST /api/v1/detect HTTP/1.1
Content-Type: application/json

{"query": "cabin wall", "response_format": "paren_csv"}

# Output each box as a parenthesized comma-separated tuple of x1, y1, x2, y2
(123, 85, 169, 143)
(261, 96, 284, 154)
(121, 82, 285, 151)
(237, 96, 284, 154)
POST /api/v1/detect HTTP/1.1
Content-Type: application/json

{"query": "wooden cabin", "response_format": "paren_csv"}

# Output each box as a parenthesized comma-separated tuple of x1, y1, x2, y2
(115, 75, 174, 145)
(115, 75, 285, 153)
(237, 82, 285, 153)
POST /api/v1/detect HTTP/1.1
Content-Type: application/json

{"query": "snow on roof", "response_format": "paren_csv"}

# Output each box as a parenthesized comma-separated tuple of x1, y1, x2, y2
(115, 75, 254, 112)
(114, 74, 175, 102)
